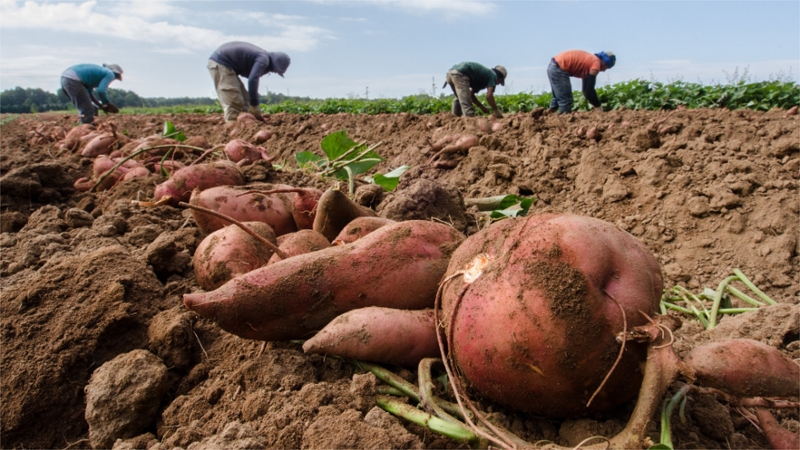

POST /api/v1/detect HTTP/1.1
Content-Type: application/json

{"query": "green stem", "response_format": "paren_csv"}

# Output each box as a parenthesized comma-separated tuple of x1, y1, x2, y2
(708, 275, 739, 329)
(658, 385, 690, 449)
(733, 269, 776, 305)
(376, 395, 478, 444)
(724, 284, 764, 307)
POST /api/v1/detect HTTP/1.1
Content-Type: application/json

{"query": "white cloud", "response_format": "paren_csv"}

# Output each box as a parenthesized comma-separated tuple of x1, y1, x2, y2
(0, 0, 330, 52)
(312, 0, 495, 17)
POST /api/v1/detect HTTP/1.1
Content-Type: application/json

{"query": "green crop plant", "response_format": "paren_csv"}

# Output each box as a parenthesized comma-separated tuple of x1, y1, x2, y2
(296, 129, 383, 195)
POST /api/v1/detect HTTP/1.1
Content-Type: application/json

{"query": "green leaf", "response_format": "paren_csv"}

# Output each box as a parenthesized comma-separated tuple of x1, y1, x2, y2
(162, 120, 186, 142)
(332, 156, 383, 179)
(320, 129, 358, 161)
(295, 151, 325, 169)
(371, 165, 410, 191)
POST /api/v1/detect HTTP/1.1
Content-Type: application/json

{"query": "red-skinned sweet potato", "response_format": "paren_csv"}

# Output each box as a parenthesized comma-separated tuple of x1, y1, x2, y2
(303, 307, 439, 367)
(153, 160, 245, 207)
(755, 409, 800, 450)
(267, 229, 330, 265)
(684, 339, 800, 398)
(441, 213, 663, 417)
(223, 139, 271, 165)
(188, 184, 298, 236)
(81, 132, 131, 157)
(183, 220, 465, 341)
(312, 188, 378, 242)
(332, 216, 396, 245)
(193, 221, 277, 291)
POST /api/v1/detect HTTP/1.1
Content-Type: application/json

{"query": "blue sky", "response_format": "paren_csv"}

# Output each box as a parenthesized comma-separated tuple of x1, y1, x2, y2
(1, 0, 798, 100)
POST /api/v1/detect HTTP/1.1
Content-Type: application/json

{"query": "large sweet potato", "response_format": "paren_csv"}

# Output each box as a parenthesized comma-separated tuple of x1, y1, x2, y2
(193, 221, 277, 291)
(332, 217, 396, 245)
(184, 220, 465, 341)
(188, 184, 298, 236)
(153, 160, 245, 207)
(441, 213, 663, 417)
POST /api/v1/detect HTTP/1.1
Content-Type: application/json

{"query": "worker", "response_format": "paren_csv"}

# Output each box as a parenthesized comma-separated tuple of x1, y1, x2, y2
(59, 63, 123, 124)
(445, 62, 506, 118)
(547, 50, 615, 114)
(207, 41, 291, 124)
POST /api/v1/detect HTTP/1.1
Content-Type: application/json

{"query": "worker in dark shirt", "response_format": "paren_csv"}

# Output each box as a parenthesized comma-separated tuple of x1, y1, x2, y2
(547, 50, 615, 114)
(59, 63, 123, 124)
(207, 41, 291, 124)
(445, 62, 507, 118)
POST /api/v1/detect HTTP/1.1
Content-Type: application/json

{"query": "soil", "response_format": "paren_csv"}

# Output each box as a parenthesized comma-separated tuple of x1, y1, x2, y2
(1, 108, 798, 450)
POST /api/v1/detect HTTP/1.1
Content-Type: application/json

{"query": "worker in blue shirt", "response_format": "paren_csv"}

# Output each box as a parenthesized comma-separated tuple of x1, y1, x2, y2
(60, 63, 123, 124)
(207, 41, 291, 124)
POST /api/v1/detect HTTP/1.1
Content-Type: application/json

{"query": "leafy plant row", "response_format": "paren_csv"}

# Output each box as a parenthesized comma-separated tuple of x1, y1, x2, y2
(116, 78, 799, 116)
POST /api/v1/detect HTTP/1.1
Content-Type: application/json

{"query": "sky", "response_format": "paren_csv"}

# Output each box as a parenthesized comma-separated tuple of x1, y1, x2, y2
(1, 0, 798, 100)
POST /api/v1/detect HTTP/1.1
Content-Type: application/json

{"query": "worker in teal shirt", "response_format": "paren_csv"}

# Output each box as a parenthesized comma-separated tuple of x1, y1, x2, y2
(445, 62, 506, 118)
(60, 63, 123, 124)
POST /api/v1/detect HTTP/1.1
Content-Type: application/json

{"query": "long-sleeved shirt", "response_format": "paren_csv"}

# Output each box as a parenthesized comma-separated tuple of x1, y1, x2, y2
(450, 62, 498, 93)
(210, 42, 279, 106)
(61, 64, 116, 104)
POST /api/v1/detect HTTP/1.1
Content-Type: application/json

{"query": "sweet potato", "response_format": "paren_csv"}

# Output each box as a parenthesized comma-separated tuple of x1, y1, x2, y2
(193, 221, 277, 291)
(251, 187, 323, 231)
(755, 409, 800, 450)
(303, 307, 439, 367)
(684, 339, 800, 398)
(253, 130, 272, 144)
(74, 155, 145, 192)
(153, 160, 245, 207)
(267, 229, 331, 265)
(81, 132, 130, 157)
(223, 139, 271, 165)
(188, 184, 298, 236)
(332, 216, 396, 245)
(312, 188, 378, 242)
(183, 220, 465, 341)
(441, 213, 663, 417)
(428, 134, 479, 163)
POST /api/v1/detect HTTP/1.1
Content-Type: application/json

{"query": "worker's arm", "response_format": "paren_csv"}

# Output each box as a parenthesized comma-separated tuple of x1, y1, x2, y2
(485, 86, 503, 118)
(582, 74, 602, 109)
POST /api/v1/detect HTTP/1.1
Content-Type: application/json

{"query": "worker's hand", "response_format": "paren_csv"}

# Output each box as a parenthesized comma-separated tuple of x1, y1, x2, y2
(249, 105, 265, 122)
(492, 110, 504, 119)
(101, 103, 119, 114)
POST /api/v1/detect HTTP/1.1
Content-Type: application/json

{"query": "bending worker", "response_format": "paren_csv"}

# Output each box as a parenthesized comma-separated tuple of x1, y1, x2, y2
(547, 50, 615, 114)
(59, 63, 123, 124)
(207, 41, 291, 124)
(445, 62, 506, 118)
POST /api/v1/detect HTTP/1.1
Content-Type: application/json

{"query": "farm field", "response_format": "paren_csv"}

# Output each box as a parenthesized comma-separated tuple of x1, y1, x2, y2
(0, 107, 798, 449)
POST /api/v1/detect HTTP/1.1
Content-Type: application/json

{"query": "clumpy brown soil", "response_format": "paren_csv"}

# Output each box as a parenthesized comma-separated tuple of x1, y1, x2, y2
(1, 108, 798, 449)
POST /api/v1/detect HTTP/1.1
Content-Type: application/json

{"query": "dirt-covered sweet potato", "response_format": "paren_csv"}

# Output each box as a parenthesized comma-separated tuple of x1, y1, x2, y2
(183, 220, 465, 341)
(331, 216, 396, 245)
(312, 188, 378, 242)
(303, 307, 439, 367)
(223, 139, 271, 165)
(267, 229, 330, 265)
(81, 132, 130, 157)
(193, 222, 277, 291)
(441, 213, 663, 417)
(153, 160, 245, 207)
(188, 184, 298, 236)
(685, 339, 800, 398)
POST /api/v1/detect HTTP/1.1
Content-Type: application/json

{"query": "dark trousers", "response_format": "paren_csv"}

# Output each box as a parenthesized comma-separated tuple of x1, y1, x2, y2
(61, 77, 97, 124)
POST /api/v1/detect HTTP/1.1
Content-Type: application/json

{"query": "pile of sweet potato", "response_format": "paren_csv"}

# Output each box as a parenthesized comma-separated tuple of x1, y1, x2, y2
(176, 178, 797, 447)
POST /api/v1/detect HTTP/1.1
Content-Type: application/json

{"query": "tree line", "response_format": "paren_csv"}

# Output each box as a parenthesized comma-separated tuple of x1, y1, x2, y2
(0, 86, 313, 114)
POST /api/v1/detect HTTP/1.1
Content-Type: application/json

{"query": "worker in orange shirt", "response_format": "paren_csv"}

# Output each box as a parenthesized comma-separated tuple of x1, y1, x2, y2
(547, 50, 615, 114)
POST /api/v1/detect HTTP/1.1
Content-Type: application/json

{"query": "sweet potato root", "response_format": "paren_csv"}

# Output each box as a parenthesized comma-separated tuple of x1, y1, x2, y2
(267, 229, 330, 265)
(312, 188, 378, 242)
(684, 339, 800, 398)
(188, 184, 300, 236)
(193, 221, 277, 291)
(153, 160, 245, 207)
(303, 307, 439, 367)
(332, 216, 396, 245)
(428, 134, 479, 164)
(183, 220, 465, 341)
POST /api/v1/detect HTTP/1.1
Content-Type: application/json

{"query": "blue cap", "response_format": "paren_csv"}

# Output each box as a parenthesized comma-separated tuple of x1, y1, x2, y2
(595, 51, 616, 69)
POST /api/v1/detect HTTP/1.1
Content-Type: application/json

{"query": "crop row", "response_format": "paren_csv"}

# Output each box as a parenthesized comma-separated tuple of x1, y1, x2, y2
(119, 78, 799, 116)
